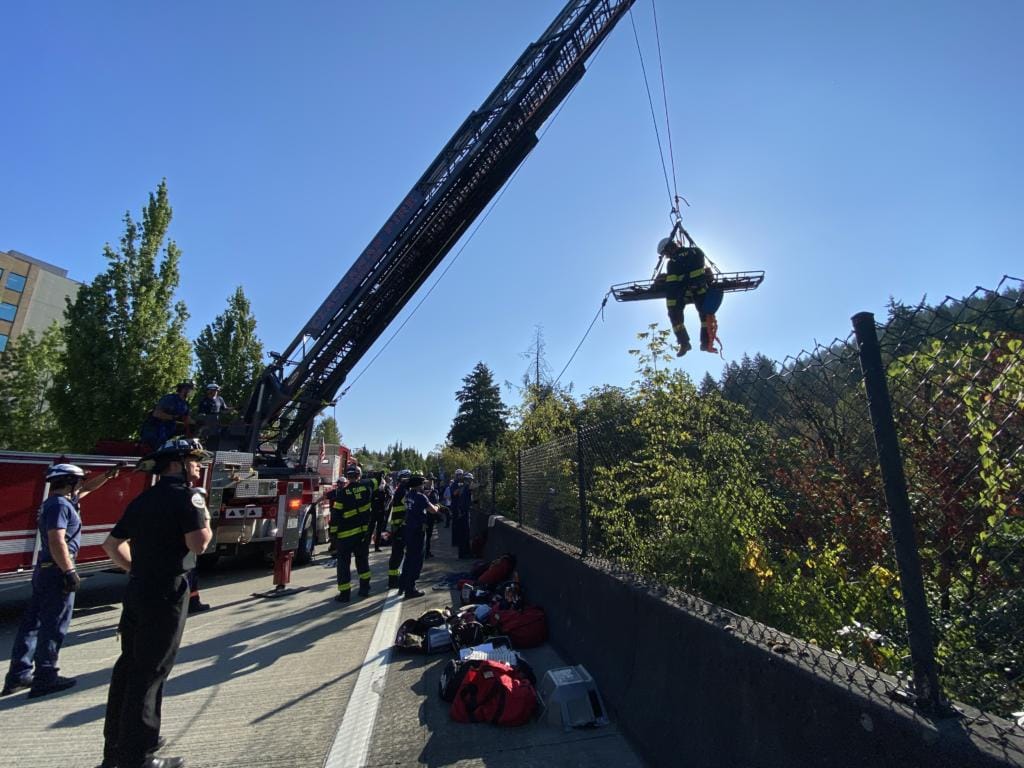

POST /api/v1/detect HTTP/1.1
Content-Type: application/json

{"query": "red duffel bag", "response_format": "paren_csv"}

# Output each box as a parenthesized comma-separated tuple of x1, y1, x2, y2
(476, 553, 516, 587)
(487, 606, 547, 648)
(450, 660, 537, 726)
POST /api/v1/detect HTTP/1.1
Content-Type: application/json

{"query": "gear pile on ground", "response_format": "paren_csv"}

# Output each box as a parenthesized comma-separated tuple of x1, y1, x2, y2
(393, 552, 549, 726)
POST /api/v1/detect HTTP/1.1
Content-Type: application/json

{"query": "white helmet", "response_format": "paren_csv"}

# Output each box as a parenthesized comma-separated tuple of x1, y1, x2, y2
(657, 237, 678, 257)
(454, 468, 464, 477)
(45, 463, 85, 483)
(463, 472, 474, 481)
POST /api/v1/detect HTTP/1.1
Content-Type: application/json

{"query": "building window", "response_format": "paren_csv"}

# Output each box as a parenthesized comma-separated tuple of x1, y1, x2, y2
(0, 334, 7, 353)
(0, 302, 16, 322)
(6, 273, 27, 292)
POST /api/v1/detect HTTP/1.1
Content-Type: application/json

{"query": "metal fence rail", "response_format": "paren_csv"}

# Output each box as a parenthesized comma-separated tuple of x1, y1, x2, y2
(509, 276, 1024, 749)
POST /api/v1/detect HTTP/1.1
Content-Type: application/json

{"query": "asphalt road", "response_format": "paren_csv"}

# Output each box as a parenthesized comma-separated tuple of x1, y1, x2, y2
(0, 533, 646, 768)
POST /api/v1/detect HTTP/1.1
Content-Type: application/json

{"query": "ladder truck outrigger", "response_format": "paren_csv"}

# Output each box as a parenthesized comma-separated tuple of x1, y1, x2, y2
(0, 0, 642, 585)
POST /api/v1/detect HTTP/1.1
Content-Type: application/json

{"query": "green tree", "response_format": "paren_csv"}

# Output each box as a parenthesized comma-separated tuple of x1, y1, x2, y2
(52, 180, 192, 450)
(194, 286, 265, 408)
(0, 323, 66, 451)
(449, 362, 507, 448)
(312, 416, 341, 445)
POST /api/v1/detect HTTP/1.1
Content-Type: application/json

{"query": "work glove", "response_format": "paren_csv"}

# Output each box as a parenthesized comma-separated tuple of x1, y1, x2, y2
(63, 569, 81, 594)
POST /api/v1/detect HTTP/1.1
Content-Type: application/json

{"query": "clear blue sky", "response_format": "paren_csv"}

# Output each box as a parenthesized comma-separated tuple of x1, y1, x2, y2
(2, 1, 1021, 455)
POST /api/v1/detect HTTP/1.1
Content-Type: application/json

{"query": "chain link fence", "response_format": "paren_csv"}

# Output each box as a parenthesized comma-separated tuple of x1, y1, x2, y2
(509, 277, 1024, 749)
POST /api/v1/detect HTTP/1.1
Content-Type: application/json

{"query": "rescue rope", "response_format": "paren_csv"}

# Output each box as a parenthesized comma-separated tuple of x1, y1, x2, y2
(553, 291, 611, 386)
(630, 1, 679, 225)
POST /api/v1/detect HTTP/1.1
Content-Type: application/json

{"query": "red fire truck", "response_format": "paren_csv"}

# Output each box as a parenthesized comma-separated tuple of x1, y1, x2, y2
(0, 443, 350, 585)
(0, 0, 636, 581)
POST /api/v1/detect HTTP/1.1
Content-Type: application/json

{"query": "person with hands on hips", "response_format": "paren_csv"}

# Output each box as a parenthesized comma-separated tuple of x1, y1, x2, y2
(2, 461, 119, 698)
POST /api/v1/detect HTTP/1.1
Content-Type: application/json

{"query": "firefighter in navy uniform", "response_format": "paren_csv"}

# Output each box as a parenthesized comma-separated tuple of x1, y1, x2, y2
(657, 235, 721, 357)
(328, 465, 381, 602)
(399, 475, 440, 599)
(98, 438, 213, 768)
(387, 469, 413, 589)
(3, 463, 118, 698)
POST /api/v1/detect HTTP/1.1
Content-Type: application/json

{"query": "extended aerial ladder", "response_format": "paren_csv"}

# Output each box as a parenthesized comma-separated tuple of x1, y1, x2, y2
(234, 0, 638, 467)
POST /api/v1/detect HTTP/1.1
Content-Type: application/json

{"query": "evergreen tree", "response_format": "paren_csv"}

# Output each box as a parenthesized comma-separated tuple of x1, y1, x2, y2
(52, 180, 192, 450)
(312, 416, 341, 445)
(194, 286, 265, 408)
(698, 372, 720, 396)
(449, 362, 507, 448)
(0, 323, 66, 451)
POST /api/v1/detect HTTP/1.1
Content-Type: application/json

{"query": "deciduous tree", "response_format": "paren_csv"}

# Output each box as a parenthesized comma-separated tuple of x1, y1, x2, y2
(0, 323, 65, 451)
(53, 180, 191, 450)
(194, 286, 264, 408)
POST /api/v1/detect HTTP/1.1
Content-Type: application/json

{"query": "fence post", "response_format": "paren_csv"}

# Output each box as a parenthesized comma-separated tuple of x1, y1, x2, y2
(852, 311, 943, 711)
(517, 449, 523, 526)
(576, 425, 589, 557)
(491, 460, 497, 515)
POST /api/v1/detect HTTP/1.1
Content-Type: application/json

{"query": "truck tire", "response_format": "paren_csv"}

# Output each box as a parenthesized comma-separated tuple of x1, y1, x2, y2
(294, 511, 315, 566)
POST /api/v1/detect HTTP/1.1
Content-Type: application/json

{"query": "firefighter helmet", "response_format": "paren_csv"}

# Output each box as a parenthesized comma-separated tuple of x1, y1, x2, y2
(657, 237, 680, 257)
(45, 463, 86, 483)
(138, 438, 212, 472)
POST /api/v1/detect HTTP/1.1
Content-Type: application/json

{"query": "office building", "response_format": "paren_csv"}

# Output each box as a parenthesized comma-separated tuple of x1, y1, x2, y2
(0, 250, 81, 353)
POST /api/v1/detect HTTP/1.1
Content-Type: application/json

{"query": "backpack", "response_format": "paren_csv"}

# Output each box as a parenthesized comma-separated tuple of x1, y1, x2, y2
(451, 616, 488, 649)
(487, 606, 548, 648)
(395, 610, 455, 653)
(450, 660, 538, 726)
(394, 618, 427, 653)
(476, 554, 517, 587)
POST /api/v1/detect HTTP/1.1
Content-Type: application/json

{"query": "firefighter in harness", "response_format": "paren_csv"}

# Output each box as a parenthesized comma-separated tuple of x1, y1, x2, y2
(656, 227, 724, 357)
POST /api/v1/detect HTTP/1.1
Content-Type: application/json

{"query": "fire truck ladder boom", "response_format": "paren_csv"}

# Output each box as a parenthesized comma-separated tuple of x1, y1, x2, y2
(244, 0, 636, 462)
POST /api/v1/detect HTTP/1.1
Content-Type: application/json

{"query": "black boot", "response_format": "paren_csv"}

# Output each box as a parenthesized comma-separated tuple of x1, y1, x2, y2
(335, 591, 351, 603)
(387, 575, 399, 589)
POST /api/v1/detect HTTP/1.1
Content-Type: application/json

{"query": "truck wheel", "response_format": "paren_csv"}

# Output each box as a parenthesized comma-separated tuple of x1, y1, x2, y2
(294, 511, 315, 566)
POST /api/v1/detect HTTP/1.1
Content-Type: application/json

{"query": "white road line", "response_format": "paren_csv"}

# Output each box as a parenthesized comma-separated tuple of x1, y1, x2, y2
(323, 589, 405, 768)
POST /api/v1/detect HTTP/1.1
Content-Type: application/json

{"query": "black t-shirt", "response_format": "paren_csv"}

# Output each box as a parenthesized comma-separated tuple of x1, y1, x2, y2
(111, 476, 206, 584)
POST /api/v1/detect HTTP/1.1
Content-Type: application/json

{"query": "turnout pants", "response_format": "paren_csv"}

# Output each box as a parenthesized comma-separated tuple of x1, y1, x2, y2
(387, 529, 406, 588)
(366, 510, 389, 549)
(336, 536, 371, 596)
(103, 576, 189, 767)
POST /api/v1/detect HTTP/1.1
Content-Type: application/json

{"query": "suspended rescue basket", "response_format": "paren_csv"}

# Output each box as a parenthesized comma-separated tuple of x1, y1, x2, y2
(610, 270, 764, 303)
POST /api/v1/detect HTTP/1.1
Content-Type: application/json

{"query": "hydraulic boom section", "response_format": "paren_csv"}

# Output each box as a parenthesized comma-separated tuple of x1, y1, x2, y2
(243, 0, 637, 464)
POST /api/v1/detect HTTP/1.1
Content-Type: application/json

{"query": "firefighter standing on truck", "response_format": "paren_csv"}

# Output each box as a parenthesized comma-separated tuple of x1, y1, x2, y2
(328, 464, 380, 602)
(387, 469, 413, 589)
(99, 438, 213, 768)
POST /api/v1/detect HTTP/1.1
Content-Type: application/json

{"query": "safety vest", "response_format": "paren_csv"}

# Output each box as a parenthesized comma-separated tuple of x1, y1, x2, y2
(329, 478, 379, 540)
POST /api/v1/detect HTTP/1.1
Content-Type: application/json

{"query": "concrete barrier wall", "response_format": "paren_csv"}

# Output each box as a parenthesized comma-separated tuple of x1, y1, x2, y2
(481, 516, 1023, 768)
